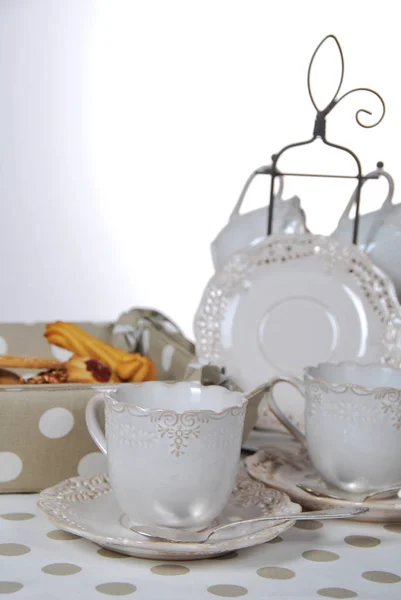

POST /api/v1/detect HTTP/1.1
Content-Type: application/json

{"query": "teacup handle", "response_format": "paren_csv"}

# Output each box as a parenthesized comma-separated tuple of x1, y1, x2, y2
(85, 393, 108, 455)
(265, 377, 307, 446)
(229, 165, 284, 219)
(336, 167, 395, 247)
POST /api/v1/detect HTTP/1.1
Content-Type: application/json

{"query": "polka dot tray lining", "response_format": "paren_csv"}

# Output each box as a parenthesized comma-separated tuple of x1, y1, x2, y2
(0, 317, 194, 493)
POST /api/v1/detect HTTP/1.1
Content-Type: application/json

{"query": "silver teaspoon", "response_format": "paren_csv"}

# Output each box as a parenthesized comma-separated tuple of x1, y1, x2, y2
(296, 484, 401, 503)
(130, 506, 368, 543)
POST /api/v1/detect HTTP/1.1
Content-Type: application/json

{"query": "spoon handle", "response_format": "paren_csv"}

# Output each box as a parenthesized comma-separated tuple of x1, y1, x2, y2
(132, 506, 369, 543)
(213, 506, 368, 536)
(297, 483, 401, 502)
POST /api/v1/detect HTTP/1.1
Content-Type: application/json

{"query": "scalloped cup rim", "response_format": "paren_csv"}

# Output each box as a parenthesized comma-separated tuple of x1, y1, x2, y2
(305, 361, 401, 394)
(104, 380, 248, 416)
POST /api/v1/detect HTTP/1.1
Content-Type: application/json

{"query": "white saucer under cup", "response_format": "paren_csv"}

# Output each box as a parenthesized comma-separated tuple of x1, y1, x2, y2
(38, 469, 301, 560)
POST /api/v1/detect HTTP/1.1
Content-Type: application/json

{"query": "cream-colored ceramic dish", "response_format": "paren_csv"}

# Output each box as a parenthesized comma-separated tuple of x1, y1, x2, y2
(245, 434, 401, 523)
(194, 233, 401, 432)
(38, 470, 300, 560)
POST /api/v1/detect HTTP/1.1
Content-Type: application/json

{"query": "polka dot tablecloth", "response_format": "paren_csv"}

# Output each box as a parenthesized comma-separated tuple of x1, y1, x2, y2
(1, 494, 401, 598)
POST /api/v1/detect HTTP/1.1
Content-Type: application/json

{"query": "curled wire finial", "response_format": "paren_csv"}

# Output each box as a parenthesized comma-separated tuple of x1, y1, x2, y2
(307, 34, 385, 134)
(335, 88, 385, 128)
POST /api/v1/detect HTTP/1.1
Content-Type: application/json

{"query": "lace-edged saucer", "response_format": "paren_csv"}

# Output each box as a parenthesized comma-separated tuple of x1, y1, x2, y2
(194, 233, 401, 432)
(38, 468, 300, 560)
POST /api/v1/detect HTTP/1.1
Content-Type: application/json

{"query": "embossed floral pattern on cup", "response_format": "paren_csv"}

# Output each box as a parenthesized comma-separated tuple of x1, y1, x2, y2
(105, 397, 246, 457)
(305, 365, 401, 429)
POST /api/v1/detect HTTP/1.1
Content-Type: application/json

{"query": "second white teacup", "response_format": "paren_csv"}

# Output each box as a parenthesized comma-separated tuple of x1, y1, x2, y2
(266, 362, 401, 493)
(86, 381, 251, 530)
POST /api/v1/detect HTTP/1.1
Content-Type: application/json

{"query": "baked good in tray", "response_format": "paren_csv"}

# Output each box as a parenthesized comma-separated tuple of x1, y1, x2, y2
(0, 322, 156, 385)
(0, 368, 20, 385)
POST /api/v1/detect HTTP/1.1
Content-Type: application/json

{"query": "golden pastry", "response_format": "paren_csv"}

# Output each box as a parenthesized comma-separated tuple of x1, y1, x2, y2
(1, 354, 119, 384)
(66, 355, 119, 384)
(45, 322, 128, 369)
(116, 353, 157, 382)
(0, 355, 61, 370)
(45, 321, 157, 382)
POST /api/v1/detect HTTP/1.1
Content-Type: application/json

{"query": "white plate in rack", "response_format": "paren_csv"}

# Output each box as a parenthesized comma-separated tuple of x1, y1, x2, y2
(194, 233, 401, 432)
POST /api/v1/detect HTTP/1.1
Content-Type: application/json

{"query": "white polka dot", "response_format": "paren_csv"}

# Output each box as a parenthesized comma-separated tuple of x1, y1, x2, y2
(0, 336, 7, 355)
(50, 345, 73, 362)
(39, 408, 74, 439)
(0, 452, 22, 483)
(141, 329, 150, 354)
(77, 452, 107, 476)
(161, 344, 175, 372)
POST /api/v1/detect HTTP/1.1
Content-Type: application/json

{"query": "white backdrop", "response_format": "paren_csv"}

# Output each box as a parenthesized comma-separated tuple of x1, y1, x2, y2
(0, 0, 400, 338)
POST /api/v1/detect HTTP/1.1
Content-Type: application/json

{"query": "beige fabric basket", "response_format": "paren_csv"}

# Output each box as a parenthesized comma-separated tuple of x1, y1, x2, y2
(0, 309, 263, 493)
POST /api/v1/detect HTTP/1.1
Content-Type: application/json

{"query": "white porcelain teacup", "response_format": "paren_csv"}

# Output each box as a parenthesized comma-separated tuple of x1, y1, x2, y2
(266, 363, 401, 493)
(331, 167, 395, 248)
(86, 381, 251, 530)
(211, 165, 307, 271)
